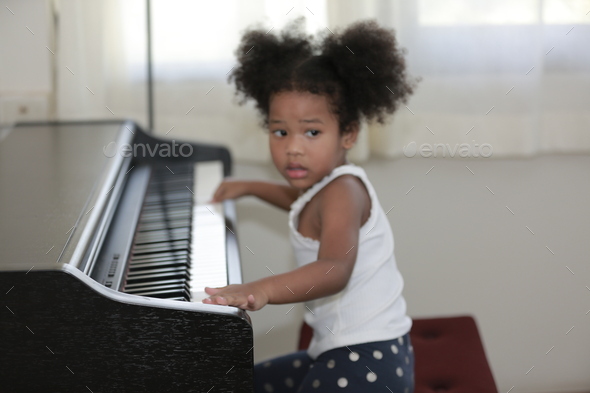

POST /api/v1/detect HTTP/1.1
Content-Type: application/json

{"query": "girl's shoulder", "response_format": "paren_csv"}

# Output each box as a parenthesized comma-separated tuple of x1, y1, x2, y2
(315, 173, 372, 228)
(291, 164, 374, 216)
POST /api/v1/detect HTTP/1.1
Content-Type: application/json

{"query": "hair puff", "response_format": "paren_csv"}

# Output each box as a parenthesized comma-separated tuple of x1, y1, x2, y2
(228, 17, 419, 133)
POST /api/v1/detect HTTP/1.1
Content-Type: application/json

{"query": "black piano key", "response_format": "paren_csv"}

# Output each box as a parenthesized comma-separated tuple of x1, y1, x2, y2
(125, 284, 190, 295)
(135, 234, 190, 245)
(141, 198, 192, 208)
(138, 212, 191, 224)
(137, 219, 191, 231)
(132, 242, 190, 255)
(147, 180, 193, 190)
(133, 238, 190, 250)
(126, 266, 189, 277)
(139, 208, 191, 219)
(134, 236, 190, 246)
(129, 257, 190, 269)
(144, 191, 193, 203)
(136, 225, 190, 234)
(120, 162, 198, 301)
(141, 202, 192, 211)
(139, 206, 191, 216)
(126, 270, 189, 284)
(152, 167, 192, 176)
(136, 226, 190, 234)
(126, 280, 190, 292)
(124, 278, 188, 290)
(140, 205, 191, 214)
(129, 254, 189, 266)
(129, 260, 188, 271)
(130, 250, 189, 262)
(135, 228, 190, 244)
(126, 288, 190, 300)
(141, 201, 192, 212)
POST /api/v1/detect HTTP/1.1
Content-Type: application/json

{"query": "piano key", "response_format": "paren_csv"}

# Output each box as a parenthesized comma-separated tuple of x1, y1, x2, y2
(135, 226, 190, 238)
(130, 263, 189, 273)
(124, 278, 188, 290)
(139, 207, 191, 218)
(130, 255, 189, 266)
(134, 234, 190, 245)
(147, 180, 192, 189)
(126, 288, 190, 300)
(127, 266, 189, 277)
(136, 219, 191, 231)
(121, 160, 230, 302)
(132, 243, 190, 255)
(130, 254, 189, 264)
(189, 161, 228, 301)
(141, 209, 190, 217)
(145, 204, 189, 213)
(141, 202, 192, 212)
(138, 214, 189, 224)
(144, 191, 193, 203)
(126, 270, 189, 284)
(130, 250, 189, 262)
(132, 238, 190, 250)
(124, 283, 190, 295)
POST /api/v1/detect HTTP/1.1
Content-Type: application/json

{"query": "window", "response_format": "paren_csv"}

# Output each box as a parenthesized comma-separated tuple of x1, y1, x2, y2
(418, 0, 590, 25)
(121, 0, 327, 81)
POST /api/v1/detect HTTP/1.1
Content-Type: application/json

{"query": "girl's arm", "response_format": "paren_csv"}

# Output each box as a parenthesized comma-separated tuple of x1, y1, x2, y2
(247, 181, 301, 211)
(203, 175, 367, 309)
(211, 179, 299, 211)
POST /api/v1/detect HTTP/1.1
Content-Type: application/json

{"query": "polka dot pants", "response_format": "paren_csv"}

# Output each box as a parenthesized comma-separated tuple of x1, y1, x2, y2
(254, 333, 414, 393)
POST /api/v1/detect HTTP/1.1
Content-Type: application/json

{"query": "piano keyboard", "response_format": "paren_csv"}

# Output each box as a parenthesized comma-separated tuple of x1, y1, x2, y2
(122, 161, 227, 302)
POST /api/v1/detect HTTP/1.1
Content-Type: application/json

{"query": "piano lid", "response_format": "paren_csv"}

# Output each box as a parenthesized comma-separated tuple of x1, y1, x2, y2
(0, 120, 134, 270)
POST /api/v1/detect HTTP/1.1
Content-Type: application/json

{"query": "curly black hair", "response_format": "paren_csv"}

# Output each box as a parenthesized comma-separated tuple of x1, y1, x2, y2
(228, 17, 418, 134)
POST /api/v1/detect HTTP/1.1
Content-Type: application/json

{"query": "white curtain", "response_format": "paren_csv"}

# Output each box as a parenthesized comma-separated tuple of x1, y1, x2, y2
(355, 0, 590, 158)
(54, 0, 590, 162)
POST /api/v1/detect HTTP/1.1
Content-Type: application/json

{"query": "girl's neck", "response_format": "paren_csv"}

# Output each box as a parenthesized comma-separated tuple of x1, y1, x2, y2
(297, 158, 351, 196)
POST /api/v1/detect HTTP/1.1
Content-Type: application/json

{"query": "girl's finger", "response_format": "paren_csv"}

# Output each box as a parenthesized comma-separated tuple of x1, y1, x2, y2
(204, 286, 221, 294)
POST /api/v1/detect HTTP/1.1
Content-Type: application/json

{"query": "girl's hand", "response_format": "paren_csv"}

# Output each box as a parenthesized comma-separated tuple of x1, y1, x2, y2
(209, 178, 250, 203)
(203, 283, 269, 311)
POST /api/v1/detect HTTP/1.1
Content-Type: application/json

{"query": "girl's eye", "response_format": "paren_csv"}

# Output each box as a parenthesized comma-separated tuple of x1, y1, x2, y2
(272, 130, 286, 137)
(306, 130, 320, 137)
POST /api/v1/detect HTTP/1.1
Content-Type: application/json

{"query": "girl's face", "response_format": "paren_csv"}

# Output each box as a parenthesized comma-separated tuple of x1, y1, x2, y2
(268, 90, 358, 192)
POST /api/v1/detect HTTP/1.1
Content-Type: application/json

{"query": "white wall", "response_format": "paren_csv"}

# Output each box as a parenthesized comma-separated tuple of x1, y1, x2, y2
(0, 0, 52, 124)
(236, 155, 590, 393)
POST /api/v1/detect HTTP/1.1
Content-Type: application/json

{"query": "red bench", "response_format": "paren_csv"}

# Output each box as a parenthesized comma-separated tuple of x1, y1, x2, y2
(298, 315, 498, 393)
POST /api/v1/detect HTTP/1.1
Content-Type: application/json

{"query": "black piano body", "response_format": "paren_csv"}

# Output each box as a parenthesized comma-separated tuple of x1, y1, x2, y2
(0, 120, 253, 392)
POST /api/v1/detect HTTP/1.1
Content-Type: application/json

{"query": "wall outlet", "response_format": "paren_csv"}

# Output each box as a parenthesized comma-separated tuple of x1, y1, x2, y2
(0, 95, 49, 125)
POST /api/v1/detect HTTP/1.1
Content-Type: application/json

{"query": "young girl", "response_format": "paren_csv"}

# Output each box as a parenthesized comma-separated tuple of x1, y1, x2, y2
(203, 18, 417, 392)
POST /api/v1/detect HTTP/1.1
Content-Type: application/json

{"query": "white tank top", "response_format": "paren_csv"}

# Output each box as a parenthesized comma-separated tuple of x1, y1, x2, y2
(288, 163, 412, 359)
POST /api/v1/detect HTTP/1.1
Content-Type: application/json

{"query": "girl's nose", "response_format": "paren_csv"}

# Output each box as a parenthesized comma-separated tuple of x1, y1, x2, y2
(286, 136, 304, 155)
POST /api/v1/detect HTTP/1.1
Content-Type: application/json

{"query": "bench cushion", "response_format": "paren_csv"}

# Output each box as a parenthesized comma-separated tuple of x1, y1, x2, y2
(298, 315, 498, 393)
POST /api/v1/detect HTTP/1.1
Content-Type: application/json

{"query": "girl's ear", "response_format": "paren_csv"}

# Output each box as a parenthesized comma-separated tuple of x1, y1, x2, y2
(341, 121, 360, 149)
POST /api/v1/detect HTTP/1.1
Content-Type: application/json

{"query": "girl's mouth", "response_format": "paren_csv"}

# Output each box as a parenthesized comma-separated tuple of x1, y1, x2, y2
(286, 165, 308, 179)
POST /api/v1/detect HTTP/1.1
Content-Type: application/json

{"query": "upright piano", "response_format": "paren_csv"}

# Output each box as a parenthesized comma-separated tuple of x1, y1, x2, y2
(0, 120, 253, 392)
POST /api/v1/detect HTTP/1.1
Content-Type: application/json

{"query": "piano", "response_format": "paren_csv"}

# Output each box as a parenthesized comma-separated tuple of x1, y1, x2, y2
(0, 120, 253, 392)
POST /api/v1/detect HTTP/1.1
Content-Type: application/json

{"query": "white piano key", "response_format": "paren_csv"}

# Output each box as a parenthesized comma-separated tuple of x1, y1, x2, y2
(189, 161, 228, 302)
(194, 161, 224, 205)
